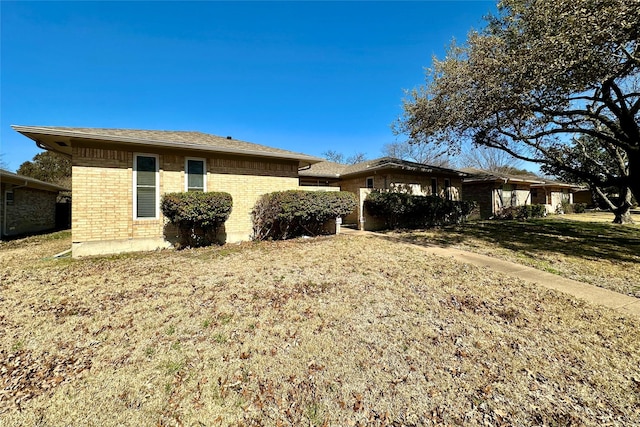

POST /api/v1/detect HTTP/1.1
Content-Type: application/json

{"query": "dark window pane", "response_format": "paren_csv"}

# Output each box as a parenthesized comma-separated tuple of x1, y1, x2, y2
(137, 156, 156, 187)
(187, 160, 204, 190)
(137, 187, 156, 218)
(136, 156, 157, 218)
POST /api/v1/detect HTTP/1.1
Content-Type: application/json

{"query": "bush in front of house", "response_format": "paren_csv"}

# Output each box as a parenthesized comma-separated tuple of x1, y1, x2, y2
(573, 203, 587, 213)
(559, 201, 588, 214)
(161, 191, 233, 248)
(363, 190, 477, 229)
(494, 204, 547, 220)
(251, 190, 357, 240)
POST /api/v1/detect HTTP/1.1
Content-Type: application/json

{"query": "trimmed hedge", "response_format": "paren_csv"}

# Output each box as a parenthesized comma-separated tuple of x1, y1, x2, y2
(559, 201, 587, 214)
(252, 190, 357, 240)
(364, 191, 477, 229)
(573, 203, 587, 213)
(494, 204, 547, 220)
(161, 191, 233, 247)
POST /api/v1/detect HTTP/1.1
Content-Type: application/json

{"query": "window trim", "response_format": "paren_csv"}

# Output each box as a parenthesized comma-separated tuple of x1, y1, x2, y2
(133, 153, 159, 220)
(185, 157, 207, 192)
(365, 176, 374, 189)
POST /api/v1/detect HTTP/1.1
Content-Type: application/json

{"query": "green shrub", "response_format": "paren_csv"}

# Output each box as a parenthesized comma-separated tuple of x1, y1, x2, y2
(161, 192, 233, 247)
(494, 204, 547, 220)
(251, 190, 357, 240)
(494, 204, 543, 220)
(363, 191, 477, 229)
(573, 203, 587, 213)
(559, 200, 573, 214)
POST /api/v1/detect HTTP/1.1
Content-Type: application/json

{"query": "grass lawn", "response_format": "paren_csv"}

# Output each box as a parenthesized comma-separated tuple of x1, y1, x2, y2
(390, 213, 640, 298)
(1, 230, 640, 426)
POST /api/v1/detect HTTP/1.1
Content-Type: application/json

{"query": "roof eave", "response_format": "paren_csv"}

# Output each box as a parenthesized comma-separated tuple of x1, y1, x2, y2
(11, 125, 322, 165)
(341, 161, 467, 178)
(0, 170, 70, 192)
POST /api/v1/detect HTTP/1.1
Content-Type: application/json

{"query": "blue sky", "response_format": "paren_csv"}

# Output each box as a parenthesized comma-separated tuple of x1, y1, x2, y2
(1, 1, 496, 172)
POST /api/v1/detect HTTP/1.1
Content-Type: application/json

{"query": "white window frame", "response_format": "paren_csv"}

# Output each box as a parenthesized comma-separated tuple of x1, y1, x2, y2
(365, 176, 374, 189)
(133, 153, 160, 220)
(185, 157, 207, 192)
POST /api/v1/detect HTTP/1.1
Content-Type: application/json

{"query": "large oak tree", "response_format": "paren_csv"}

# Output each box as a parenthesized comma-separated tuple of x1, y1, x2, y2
(396, 0, 639, 222)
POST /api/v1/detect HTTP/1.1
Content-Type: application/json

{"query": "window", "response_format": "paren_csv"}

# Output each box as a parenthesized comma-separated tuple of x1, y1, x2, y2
(501, 184, 515, 207)
(366, 177, 374, 189)
(431, 178, 437, 196)
(5, 191, 14, 206)
(185, 158, 206, 192)
(444, 179, 451, 200)
(134, 154, 158, 219)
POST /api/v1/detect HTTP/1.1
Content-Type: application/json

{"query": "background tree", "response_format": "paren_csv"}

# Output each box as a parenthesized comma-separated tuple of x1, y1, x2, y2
(0, 154, 8, 170)
(322, 150, 367, 165)
(396, 0, 639, 223)
(382, 140, 453, 167)
(17, 151, 72, 188)
(458, 146, 527, 174)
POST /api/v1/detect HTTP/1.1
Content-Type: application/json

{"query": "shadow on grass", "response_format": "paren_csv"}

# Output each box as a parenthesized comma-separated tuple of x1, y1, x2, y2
(394, 218, 640, 264)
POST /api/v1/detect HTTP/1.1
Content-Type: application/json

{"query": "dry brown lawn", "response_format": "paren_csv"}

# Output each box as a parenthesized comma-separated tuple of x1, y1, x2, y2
(392, 214, 640, 297)
(1, 230, 640, 426)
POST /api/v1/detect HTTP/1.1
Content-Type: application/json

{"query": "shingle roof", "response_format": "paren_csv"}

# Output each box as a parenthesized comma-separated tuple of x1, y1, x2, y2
(11, 125, 322, 164)
(461, 168, 580, 188)
(298, 161, 348, 177)
(461, 168, 545, 184)
(300, 157, 467, 178)
(0, 169, 70, 192)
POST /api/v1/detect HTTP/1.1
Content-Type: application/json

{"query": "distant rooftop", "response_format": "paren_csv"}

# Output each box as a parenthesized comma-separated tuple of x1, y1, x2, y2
(462, 168, 580, 188)
(300, 157, 467, 178)
(0, 168, 70, 192)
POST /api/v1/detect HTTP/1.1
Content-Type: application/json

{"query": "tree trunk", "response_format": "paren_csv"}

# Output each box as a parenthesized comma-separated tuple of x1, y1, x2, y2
(628, 151, 639, 207)
(612, 188, 634, 224)
(594, 185, 634, 224)
(612, 203, 633, 224)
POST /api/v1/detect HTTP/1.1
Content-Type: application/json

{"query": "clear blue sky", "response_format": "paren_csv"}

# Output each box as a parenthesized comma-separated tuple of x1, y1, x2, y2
(1, 1, 495, 172)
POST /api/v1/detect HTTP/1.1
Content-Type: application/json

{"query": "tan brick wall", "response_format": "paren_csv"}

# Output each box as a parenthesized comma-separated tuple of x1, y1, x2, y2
(71, 144, 300, 255)
(209, 173, 299, 242)
(1, 184, 57, 237)
(72, 147, 133, 243)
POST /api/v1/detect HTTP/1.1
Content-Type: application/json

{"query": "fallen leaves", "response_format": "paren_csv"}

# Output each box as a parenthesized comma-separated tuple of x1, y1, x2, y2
(1, 232, 640, 425)
(0, 347, 92, 413)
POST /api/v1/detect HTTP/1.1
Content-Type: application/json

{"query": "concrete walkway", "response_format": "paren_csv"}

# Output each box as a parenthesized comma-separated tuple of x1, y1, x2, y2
(340, 227, 640, 318)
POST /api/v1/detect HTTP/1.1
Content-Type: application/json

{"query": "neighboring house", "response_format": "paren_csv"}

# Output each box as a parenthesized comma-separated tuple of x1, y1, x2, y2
(572, 188, 595, 206)
(12, 125, 321, 257)
(300, 157, 467, 229)
(0, 169, 69, 239)
(461, 168, 579, 218)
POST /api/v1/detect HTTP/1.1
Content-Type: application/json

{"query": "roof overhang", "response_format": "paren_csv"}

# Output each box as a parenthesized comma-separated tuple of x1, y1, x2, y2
(0, 169, 69, 192)
(463, 176, 545, 185)
(342, 159, 468, 179)
(11, 125, 322, 167)
(531, 182, 582, 190)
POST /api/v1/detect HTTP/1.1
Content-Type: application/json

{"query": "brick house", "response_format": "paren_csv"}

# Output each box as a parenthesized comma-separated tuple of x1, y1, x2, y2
(12, 126, 321, 257)
(0, 169, 69, 239)
(299, 157, 467, 229)
(461, 168, 579, 218)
